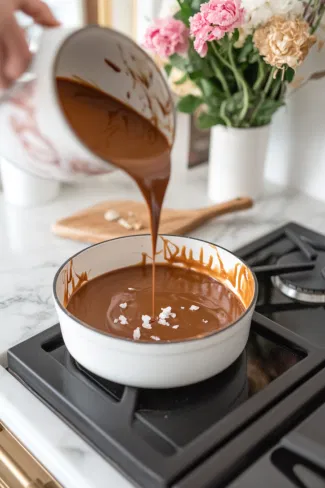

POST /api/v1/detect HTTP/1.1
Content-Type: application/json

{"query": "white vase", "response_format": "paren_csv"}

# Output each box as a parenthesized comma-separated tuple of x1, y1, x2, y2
(208, 124, 270, 203)
(0, 159, 60, 207)
(170, 111, 190, 182)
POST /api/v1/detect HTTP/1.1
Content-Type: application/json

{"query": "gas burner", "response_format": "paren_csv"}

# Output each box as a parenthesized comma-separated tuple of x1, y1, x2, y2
(272, 250, 325, 304)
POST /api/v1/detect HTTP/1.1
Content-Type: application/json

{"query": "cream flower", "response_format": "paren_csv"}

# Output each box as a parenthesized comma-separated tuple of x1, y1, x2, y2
(153, 56, 202, 98)
(168, 67, 202, 98)
(242, 0, 303, 37)
(254, 16, 316, 70)
(270, 0, 303, 17)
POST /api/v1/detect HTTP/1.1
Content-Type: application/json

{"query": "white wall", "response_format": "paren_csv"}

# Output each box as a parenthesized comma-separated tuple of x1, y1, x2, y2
(46, 0, 85, 26)
(265, 45, 325, 202)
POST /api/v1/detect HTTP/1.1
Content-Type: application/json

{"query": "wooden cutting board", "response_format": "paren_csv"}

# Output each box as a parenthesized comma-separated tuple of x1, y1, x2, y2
(52, 197, 253, 244)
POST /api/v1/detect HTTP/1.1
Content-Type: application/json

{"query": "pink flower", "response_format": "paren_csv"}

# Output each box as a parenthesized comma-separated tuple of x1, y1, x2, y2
(143, 17, 189, 58)
(190, 12, 207, 37)
(194, 35, 209, 57)
(201, 0, 245, 32)
(190, 0, 246, 57)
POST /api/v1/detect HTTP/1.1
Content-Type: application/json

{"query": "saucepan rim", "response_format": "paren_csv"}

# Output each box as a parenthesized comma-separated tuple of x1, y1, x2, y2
(53, 234, 258, 346)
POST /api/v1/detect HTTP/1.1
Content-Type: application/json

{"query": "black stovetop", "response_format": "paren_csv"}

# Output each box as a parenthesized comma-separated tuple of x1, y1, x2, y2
(8, 222, 325, 488)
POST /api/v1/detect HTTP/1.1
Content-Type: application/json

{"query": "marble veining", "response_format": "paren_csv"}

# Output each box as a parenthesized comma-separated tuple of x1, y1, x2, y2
(2, 165, 325, 487)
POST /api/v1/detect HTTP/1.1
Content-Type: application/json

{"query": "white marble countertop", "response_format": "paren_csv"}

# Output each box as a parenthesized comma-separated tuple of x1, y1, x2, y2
(1, 164, 325, 487)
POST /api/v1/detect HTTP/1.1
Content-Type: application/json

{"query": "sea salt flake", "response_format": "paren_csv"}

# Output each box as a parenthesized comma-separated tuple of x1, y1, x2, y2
(158, 318, 170, 326)
(128, 287, 136, 291)
(202, 319, 209, 324)
(181, 306, 185, 310)
(142, 323, 152, 329)
(190, 305, 200, 311)
(114, 319, 119, 324)
(133, 221, 143, 231)
(151, 336, 160, 341)
(162, 306, 171, 313)
(159, 306, 173, 320)
(172, 325, 179, 329)
(142, 315, 152, 329)
(133, 327, 141, 340)
(104, 209, 120, 222)
(119, 302, 127, 309)
(119, 315, 128, 325)
(118, 218, 132, 230)
(170, 313, 176, 318)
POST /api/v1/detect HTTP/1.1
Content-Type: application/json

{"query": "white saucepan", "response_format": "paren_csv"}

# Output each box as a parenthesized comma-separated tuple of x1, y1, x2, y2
(53, 235, 258, 388)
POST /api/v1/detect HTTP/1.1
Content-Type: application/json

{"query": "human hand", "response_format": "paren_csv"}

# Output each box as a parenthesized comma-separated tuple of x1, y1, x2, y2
(0, 0, 59, 89)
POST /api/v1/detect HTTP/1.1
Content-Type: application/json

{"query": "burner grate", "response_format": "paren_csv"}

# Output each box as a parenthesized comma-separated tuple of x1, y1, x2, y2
(237, 222, 325, 345)
(8, 311, 324, 488)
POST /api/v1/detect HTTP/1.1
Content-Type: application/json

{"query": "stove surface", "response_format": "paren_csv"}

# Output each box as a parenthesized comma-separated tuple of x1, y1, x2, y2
(7, 222, 325, 488)
(238, 222, 325, 346)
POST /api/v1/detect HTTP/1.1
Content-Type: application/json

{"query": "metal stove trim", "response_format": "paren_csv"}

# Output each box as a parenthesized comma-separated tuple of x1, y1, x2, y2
(272, 276, 325, 304)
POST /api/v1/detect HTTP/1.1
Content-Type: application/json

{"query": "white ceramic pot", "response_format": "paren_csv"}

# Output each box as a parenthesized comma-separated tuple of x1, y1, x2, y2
(53, 235, 257, 389)
(208, 125, 270, 203)
(0, 25, 174, 182)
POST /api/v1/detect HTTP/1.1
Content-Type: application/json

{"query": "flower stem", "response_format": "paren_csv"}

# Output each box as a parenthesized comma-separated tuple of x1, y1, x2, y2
(210, 57, 231, 97)
(270, 77, 282, 99)
(263, 67, 276, 96)
(228, 42, 250, 121)
(250, 67, 280, 125)
(211, 41, 233, 71)
(311, 5, 325, 34)
(304, 0, 314, 17)
(249, 93, 265, 126)
(253, 58, 266, 91)
(220, 100, 232, 127)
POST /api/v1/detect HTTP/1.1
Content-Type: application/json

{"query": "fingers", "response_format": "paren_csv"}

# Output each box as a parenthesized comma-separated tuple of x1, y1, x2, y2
(0, 0, 59, 90)
(0, 39, 11, 90)
(2, 17, 31, 82)
(18, 0, 60, 27)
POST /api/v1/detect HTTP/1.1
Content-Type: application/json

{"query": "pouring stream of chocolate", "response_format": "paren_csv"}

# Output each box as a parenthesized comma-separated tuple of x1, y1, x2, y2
(56, 77, 171, 317)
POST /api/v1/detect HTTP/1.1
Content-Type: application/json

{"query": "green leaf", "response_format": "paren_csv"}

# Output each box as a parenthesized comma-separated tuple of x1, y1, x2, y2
(285, 67, 295, 83)
(174, 0, 192, 26)
(177, 95, 203, 113)
(209, 94, 224, 108)
(164, 64, 173, 77)
(188, 70, 204, 81)
(197, 112, 225, 129)
(248, 51, 260, 64)
(174, 73, 188, 85)
(253, 99, 285, 126)
(237, 39, 254, 63)
(169, 53, 188, 71)
(191, 0, 203, 11)
(188, 45, 214, 77)
(232, 29, 240, 44)
(199, 79, 226, 103)
(224, 92, 245, 115)
(200, 78, 216, 97)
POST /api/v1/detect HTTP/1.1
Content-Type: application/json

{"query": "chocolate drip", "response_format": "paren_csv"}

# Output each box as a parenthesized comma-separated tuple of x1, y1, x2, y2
(56, 77, 171, 316)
